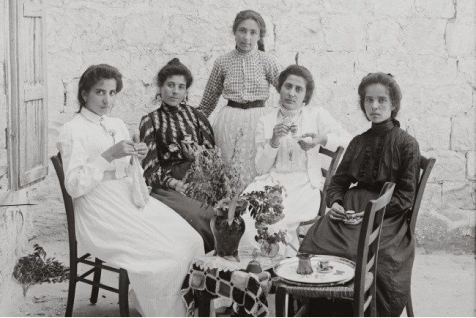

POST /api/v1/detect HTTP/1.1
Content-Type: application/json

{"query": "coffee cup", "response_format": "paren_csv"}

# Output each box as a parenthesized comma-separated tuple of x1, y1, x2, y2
(345, 210, 356, 220)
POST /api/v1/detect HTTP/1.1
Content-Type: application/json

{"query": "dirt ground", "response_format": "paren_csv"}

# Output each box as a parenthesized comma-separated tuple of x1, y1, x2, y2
(2, 205, 475, 317)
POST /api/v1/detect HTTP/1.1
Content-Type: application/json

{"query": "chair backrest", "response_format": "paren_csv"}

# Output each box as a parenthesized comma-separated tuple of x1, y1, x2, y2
(318, 146, 344, 216)
(51, 153, 78, 263)
(353, 182, 395, 317)
(408, 156, 436, 234)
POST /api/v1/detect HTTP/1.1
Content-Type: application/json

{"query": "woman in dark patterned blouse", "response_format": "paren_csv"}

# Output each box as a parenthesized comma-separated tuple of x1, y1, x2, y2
(139, 58, 215, 252)
(300, 73, 421, 317)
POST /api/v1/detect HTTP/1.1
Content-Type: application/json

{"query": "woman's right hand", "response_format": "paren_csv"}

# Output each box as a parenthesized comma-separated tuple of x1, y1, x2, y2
(270, 123, 290, 147)
(101, 140, 137, 162)
(329, 202, 346, 222)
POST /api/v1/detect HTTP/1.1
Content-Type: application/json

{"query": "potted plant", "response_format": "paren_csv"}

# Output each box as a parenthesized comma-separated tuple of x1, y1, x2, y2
(255, 228, 287, 258)
(240, 185, 289, 257)
(184, 146, 248, 261)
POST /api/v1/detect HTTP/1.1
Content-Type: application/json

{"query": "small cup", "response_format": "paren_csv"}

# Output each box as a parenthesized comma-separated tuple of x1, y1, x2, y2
(345, 210, 356, 220)
(317, 260, 330, 271)
(296, 253, 313, 275)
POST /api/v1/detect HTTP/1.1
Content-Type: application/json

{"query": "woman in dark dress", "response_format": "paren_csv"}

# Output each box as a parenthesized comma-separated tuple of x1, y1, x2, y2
(300, 72, 421, 316)
(139, 58, 215, 252)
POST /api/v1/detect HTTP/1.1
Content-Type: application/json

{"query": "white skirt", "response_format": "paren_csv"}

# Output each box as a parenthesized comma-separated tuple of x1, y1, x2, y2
(73, 177, 204, 316)
(212, 105, 273, 185)
(239, 171, 320, 257)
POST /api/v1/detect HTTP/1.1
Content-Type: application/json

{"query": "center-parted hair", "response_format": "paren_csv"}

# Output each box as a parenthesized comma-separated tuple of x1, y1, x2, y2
(157, 58, 194, 90)
(232, 10, 267, 52)
(358, 72, 402, 120)
(277, 64, 315, 105)
(77, 64, 123, 112)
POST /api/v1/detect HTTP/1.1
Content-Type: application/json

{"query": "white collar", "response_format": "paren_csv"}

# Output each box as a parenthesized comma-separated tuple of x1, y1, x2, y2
(80, 107, 104, 125)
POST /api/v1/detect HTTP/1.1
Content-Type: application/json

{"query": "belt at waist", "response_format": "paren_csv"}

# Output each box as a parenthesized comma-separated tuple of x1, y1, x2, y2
(227, 100, 265, 109)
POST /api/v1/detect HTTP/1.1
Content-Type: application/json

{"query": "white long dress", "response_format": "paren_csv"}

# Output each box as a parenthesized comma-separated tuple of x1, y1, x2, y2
(239, 106, 352, 257)
(57, 108, 204, 316)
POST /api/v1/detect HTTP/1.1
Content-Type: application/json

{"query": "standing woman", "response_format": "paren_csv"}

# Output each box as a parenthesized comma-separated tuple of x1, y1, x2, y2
(140, 58, 216, 253)
(199, 9, 281, 184)
(57, 64, 204, 316)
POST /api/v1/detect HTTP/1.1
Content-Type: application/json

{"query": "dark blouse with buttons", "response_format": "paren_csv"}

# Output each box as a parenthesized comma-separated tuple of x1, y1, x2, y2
(139, 103, 215, 189)
(326, 119, 421, 217)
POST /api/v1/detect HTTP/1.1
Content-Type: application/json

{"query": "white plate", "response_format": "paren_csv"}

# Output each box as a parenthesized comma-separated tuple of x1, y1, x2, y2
(274, 255, 355, 286)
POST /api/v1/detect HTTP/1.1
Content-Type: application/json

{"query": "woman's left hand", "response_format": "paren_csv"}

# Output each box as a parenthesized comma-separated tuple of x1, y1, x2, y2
(134, 142, 149, 161)
(297, 133, 327, 151)
(131, 134, 148, 161)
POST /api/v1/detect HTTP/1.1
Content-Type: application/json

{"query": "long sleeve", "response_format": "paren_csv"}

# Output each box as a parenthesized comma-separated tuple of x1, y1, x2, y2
(326, 137, 359, 207)
(57, 124, 111, 199)
(316, 108, 352, 151)
(139, 114, 173, 189)
(198, 59, 224, 117)
(385, 136, 420, 217)
(254, 118, 279, 175)
(264, 54, 281, 90)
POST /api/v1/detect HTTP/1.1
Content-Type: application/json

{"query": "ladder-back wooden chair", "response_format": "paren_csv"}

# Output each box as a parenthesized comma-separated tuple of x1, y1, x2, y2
(296, 146, 344, 241)
(405, 155, 436, 317)
(276, 182, 396, 317)
(51, 153, 130, 317)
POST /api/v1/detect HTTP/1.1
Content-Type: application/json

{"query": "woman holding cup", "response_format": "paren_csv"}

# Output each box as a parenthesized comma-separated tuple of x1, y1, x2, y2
(239, 64, 352, 256)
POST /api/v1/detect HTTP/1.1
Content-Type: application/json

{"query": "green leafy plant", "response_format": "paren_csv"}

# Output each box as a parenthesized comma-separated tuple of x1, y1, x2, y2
(242, 184, 286, 225)
(184, 146, 248, 226)
(13, 244, 69, 295)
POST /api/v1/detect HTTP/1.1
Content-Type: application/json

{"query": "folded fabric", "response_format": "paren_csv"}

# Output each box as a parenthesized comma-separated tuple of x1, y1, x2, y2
(131, 155, 149, 209)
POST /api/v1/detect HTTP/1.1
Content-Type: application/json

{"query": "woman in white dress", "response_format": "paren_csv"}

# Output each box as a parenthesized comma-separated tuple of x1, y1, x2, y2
(240, 64, 352, 257)
(57, 64, 204, 316)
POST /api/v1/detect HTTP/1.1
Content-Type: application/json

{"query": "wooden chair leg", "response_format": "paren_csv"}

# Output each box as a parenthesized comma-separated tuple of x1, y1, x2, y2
(90, 258, 102, 304)
(64, 263, 78, 318)
(276, 286, 290, 317)
(119, 269, 130, 317)
(406, 292, 414, 317)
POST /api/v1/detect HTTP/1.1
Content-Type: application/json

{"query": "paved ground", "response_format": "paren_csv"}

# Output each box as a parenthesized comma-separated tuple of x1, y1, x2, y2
(2, 237, 475, 317)
(1, 199, 475, 317)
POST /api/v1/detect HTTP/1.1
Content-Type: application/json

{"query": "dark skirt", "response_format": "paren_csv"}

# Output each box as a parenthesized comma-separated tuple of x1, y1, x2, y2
(299, 188, 415, 316)
(151, 189, 215, 253)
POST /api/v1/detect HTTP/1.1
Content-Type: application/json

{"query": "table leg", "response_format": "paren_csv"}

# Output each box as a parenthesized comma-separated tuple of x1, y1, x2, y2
(197, 290, 213, 317)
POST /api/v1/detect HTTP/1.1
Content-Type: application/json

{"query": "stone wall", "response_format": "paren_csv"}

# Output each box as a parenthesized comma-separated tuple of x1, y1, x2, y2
(7, 0, 476, 278)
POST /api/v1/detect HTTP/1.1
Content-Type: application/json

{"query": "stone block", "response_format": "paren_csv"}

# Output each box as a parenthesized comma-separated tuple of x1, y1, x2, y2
(408, 117, 451, 150)
(452, 113, 476, 151)
(366, 19, 403, 54)
(414, 0, 456, 18)
(424, 150, 466, 182)
(371, 0, 415, 17)
(457, 57, 476, 88)
(275, 12, 325, 52)
(321, 14, 366, 52)
(408, 83, 473, 118)
(467, 151, 476, 181)
(403, 18, 447, 55)
(445, 19, 476, 57)
(420, 182, 442, 212)
(441, 182, 476, 210)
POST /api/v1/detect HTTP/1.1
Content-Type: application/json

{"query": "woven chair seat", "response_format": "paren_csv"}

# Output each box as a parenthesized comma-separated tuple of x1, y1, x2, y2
(277, 272, 373, 300)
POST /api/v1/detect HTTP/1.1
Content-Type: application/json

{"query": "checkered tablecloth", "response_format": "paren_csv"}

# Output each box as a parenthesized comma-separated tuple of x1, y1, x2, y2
(181, 259, 271, 317)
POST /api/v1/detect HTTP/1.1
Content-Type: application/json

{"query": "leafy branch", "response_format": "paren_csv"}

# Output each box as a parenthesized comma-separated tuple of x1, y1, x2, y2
(13, 244, 69, 296)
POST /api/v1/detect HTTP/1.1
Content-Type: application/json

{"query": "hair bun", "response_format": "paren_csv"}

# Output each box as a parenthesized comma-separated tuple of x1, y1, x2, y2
(168, 58, 181, 65)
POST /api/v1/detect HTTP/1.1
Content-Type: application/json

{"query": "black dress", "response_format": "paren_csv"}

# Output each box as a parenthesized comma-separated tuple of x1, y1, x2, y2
(300, 119, 421, 316)
(139, 102, 216, 253)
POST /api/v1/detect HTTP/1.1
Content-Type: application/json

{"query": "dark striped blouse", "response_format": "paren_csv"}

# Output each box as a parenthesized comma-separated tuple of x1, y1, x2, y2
(139, 103, 215, 189)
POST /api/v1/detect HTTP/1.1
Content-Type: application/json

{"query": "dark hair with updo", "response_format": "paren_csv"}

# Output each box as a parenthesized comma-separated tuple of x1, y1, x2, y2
(358, 72, 402, 121)
(232, 10, 266, 52)
(277, 64, 315, 105)
(77, 64, 123, 113)
(157, 58, 193, 91)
